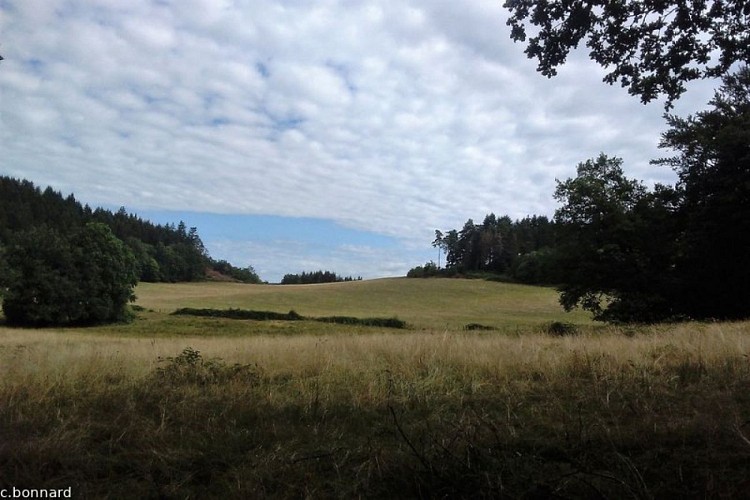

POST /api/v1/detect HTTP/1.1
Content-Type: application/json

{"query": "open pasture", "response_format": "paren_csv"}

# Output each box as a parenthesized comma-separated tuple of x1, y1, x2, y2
(133, 277, 593, 332)
(1, 279, 749, 498)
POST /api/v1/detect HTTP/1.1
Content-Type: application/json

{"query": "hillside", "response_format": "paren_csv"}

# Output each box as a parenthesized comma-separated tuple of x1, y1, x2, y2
(135, 278, 592, 331)
(0, 176, 260, 284)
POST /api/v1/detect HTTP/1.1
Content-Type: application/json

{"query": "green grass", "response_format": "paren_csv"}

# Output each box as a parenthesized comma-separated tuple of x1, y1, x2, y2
(134, 278, 593, 331)
(1, 279, 750, 498)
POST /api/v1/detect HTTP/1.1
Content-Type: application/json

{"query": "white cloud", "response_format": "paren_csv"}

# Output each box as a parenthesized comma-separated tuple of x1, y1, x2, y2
(1, 0, 718, 266)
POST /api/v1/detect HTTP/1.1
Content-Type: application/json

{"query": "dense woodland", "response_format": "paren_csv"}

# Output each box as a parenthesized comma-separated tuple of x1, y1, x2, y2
(408, 214, 557, 284)
(0, 177, 261, 286)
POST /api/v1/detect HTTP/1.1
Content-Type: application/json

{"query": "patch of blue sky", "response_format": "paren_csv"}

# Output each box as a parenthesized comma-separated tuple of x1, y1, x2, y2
(23, 58, 45, 73)
(255, 62, 270, 79)
(132, 211, 398, 250)
(210, 117, 230, 126)
(325, 61, 357, 94)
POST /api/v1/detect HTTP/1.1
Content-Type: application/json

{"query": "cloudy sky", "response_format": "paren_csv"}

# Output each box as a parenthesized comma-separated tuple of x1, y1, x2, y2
(0, 0, 718, 282)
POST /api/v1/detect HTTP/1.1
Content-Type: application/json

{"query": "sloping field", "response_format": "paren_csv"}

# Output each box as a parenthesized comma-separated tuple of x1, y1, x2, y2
(134, 277, 592, 331)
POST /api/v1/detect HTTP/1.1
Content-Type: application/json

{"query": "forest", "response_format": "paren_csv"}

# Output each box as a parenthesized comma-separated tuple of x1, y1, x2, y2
(0, 177, 263, 325)
(0, 176, 260, 285)
(409, 214, 557, 284)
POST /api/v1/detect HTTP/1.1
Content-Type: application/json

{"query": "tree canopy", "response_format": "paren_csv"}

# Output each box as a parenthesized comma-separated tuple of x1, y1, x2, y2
(0, 176, 261, 284)
(504, 0, 750, 107)
(280, 270, 361, 285)
(553, 68, 750, 321)
(2, 223, 138, 326)
(410, 214, 558, 283)
(553, 154, 682, 322)
(654, 66, 750, 318)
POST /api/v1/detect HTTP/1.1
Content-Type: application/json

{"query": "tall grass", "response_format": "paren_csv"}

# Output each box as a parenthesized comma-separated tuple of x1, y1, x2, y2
(2, 321, 750, 497)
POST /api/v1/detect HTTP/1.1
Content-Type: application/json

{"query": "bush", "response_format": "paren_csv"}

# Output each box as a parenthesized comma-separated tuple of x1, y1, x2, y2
(463, 323, 495, 331)
(406, 261, 440, 278)
(172, 308, 302, 321)
(2, 223, 138, 326)
(154, 347, 261, 386)
(172, 308, 407, 329)
(314, 316, 407, 329)
(545, 321, 578, 336)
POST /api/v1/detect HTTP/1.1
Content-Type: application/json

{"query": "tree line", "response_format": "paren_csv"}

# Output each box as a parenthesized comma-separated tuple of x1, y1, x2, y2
(280, 270, 362, 285)
(409, 214, 557, 284)
(0, 177, 262, 326)
(0, 176, 261, 285)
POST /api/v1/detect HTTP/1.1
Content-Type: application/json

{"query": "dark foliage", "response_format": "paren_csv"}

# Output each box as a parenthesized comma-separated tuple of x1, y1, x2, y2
(555, 67, 750, 322)
(553, 154, 684, 322)
(406, 261, 440, 278)
(655, 66, 750, 319)
(172, 307, 407, 329)
(314, 316, 407, 329)
(412, 214, 558, 284)
(463, 323, 496, 331)
(0, 176, 259, 284)
(504, 0, 750, 108)
(544, 321, 578, 336)
(2, 223, 138, 326)
(209, 260, 262, 284)
(173, 308, 302, 321)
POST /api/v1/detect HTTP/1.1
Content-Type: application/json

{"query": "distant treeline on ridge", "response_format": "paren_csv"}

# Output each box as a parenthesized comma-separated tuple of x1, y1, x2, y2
(0, 176, 261, 284)
(409, 214, 558, 285)
(280, 270, 362, 285)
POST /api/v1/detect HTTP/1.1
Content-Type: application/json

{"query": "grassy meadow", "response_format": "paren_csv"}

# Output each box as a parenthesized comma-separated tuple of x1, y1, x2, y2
(1, 279, 750, 498)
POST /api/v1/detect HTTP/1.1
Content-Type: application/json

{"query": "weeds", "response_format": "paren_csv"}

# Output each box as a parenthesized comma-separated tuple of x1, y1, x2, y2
(153, 346, 262, 386)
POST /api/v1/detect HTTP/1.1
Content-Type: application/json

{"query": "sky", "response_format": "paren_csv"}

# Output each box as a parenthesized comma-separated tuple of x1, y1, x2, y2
(0, 0, 719, 283)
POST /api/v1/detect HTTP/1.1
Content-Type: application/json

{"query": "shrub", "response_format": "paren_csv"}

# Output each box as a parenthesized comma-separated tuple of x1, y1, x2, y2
(463, 323, 495, 331)
(154, 347, 261, 386)
(545, 321, 578, 336)
(314, 316, 407, 329)
(2, 223, 137, 326)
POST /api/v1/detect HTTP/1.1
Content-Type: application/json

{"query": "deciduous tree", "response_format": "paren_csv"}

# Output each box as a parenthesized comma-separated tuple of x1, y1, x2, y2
(2, 223, 137, 326)
(654, 66, 750, 318)
(504, 0, 750, 107)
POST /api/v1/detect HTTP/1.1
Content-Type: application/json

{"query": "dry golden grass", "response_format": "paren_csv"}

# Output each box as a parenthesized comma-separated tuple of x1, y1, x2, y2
(3, 320, 748, 398)
(2, 280, 750, 497)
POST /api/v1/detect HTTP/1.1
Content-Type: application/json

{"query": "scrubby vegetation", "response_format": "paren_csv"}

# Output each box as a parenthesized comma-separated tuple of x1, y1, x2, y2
(173, 307, 407, 329)
(1, 320, 749, 498)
